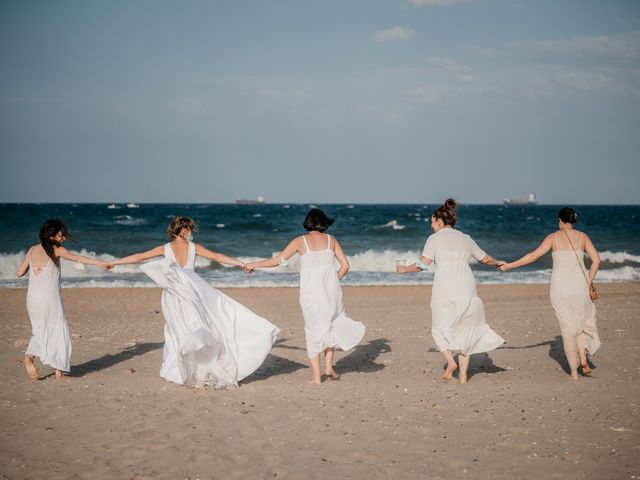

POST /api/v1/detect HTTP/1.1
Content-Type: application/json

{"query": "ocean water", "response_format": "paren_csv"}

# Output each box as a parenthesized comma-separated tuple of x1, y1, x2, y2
(1, 203, 639, 288)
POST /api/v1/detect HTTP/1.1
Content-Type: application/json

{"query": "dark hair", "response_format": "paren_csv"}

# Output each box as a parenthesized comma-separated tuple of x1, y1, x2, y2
(432, 198, 458, 227)
(39, 219, 71, 265)
(558, 207, 578, 224)
(303, 208, 334, 232)
(167, 216, 198, 238)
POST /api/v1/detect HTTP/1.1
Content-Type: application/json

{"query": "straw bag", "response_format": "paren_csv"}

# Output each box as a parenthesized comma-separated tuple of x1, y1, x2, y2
(564, 230, 598, 302)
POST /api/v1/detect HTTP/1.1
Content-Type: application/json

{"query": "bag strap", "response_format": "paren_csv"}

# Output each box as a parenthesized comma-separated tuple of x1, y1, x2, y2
(563, 230, 591, 288)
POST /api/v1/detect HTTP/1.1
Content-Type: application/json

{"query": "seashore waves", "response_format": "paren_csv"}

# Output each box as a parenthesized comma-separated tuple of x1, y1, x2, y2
(1, 203, 639, 288)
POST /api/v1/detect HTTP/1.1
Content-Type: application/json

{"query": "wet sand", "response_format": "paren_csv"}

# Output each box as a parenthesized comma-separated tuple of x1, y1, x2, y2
(1, 283, 639, 479)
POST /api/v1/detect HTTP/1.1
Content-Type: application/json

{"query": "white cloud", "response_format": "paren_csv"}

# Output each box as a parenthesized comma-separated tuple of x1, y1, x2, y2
(517, 31, 640, 64)
(374, 26, 416, 43)
(408, 0, 468, 6)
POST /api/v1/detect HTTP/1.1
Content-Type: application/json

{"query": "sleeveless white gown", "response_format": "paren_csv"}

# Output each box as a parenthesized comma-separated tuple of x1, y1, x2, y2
(25, 254, 72, 372)
(299, 235, 366, 358)
(550, 233, 601, 354)
(422, 228, 504, 355)
(140, 242, 280, 389)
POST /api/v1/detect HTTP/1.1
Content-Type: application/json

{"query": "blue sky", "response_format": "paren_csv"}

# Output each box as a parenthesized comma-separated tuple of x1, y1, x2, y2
(1, 0, 639, 204)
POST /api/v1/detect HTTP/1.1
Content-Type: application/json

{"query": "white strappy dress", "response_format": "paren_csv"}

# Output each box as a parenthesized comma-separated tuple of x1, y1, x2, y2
(550, 233, 601, 354)
(25, 253, 72, 372)
(140, 242, 280, 389)
(298, 235, 366, 358)
(423, 228, 504, 355)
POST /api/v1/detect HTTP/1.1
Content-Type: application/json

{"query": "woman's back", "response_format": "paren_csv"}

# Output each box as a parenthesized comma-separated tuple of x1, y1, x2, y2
(424, 228, 486, 264)
(164, 241, 196, 269)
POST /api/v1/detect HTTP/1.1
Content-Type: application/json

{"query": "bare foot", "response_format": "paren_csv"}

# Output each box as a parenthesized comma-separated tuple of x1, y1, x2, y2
(24, 356, 38, 380)
(458, 372, 468, 385)
(306, 379, 322, 385)
(442, 363, 457, 381)
(580, 363, 591, 376)
(325, 370, 341, 381)
(570, 371, 579, 380)
(55, 369, 64, 380)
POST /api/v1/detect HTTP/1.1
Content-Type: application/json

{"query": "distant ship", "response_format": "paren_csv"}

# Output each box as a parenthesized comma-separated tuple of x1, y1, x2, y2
(126, 202, 140, 208)
(503, 193, 537, 205)
(236, 195, 265, 205)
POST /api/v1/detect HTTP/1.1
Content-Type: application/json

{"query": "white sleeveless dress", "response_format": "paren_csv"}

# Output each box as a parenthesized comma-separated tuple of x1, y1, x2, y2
(298, 235, 366, 358)
(550, 233, 601, 354)
(139, 242, 280, 389)
(25, 253, 72, 372)
(422, 228, 504, 355)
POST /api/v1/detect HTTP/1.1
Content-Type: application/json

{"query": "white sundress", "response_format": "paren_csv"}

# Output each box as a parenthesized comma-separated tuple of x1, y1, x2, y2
(140, 242, 280, 389)
(25, 253, 72, 372)
(298, 234, 366, 359)
(422, 228, 505, 355)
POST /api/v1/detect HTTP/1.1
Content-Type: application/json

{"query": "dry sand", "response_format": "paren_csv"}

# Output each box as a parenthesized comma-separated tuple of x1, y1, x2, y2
(1, 283, 639, 480)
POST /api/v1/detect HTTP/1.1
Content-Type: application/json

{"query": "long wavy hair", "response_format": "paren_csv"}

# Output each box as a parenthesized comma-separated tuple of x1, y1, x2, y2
(39, 219, 71, 265)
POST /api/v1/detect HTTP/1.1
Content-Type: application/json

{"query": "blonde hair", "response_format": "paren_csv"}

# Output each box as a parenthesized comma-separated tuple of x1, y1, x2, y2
(167, 216, 198, 239)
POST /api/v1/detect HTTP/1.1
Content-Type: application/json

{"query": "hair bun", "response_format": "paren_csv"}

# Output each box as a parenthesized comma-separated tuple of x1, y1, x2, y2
(444, 198, 457, 210)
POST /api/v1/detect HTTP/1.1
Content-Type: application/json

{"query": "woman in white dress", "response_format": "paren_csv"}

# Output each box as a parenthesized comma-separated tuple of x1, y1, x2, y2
(246, 209, 366, 385)
(397, 199, 505, 384)
(109, 216, 280, 389)
(499, 207, 601, 380)
(15, 219, 110, 380)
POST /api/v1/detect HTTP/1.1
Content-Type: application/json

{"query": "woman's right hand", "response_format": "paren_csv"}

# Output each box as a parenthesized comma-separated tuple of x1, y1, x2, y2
(498, 262, 511, 272)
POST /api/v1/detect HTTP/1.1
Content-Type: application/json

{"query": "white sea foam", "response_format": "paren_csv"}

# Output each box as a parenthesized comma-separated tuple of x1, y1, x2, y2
(599, 250, 640, 264)
(2, 250, 639, 287)
(114, 215, 147, 226)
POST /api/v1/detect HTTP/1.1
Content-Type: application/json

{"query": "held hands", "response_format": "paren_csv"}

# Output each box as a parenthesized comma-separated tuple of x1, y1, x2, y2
(497, 261, 511, 272)
(242, 262, 254, 273)
(99, 261, 114, 271)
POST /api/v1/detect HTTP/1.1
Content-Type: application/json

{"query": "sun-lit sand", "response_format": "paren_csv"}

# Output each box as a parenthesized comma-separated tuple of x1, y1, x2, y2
(1, 284, 639, 479)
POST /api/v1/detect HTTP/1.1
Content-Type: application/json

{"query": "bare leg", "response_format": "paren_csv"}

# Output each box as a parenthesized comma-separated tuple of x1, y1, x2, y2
(458, 353, 470, 385)
(24, 355, 38, 380)
(561, 333, 580, 380)
(55, 369, 64, 380)
(324, 347, 340, 380)
(441, 350, 458, 380)
(576, 333, 591, 375)
(307, 354, 322, 385)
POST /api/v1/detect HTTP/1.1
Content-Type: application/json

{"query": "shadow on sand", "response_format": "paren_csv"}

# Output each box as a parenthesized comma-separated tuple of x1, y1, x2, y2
(335, 338, 391, 374)
(69, 342, 164, 378)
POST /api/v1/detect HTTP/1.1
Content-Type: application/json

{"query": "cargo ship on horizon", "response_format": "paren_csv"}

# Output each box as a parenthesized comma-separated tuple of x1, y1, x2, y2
(503, 193, 537, 205)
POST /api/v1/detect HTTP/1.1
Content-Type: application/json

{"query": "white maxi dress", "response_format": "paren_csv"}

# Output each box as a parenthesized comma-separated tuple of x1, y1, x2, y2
(25, 254, 72, 372)
(422, 228, 504, 355)
(140, 242, 280, 389)
(298, 235, 366, 358)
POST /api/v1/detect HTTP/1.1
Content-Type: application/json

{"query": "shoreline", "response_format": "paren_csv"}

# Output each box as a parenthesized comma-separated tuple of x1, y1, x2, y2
(2, 283, 639, 479)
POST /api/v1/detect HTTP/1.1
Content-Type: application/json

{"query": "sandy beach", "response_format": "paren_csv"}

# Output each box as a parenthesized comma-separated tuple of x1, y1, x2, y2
(1, 283, 639, 479)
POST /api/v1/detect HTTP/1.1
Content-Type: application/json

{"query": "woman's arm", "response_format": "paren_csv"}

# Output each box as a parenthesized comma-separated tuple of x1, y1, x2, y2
(332, 238, 350, 280)
(583, 234, 600, 283)
(480, 255, 504, 266)
(195, 243, 246, 268)
(397, 256, 432, 274)
(110, 246, 165, 266)
(499, 234, 554, 271)
(16, 248, 32, 278)
(245, 238, 301, 269)
(55, 246, 111, 269)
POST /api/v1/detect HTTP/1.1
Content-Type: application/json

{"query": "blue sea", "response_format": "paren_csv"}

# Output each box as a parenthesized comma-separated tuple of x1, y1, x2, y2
(1, 203, 639, 288)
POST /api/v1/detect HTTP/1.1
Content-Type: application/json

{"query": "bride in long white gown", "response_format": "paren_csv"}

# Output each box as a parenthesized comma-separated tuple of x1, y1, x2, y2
(110, 216, 280, 389)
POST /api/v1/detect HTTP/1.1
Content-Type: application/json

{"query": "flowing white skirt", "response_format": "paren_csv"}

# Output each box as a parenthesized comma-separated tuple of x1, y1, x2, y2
(141, 259, 280, 388)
